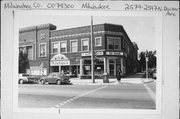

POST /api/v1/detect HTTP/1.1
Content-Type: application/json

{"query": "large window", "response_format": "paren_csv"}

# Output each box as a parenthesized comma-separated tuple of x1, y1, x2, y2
(27, 46, 33, 60)
(107, 37, 121, 50)
(60, 42, 67, 53)
(19, 46, 33, 60)
(52, 42, 59, 54)
(70, 40, 78, 52)
(39, 43, 46, 57)
(81, 38, 89, 51)
(114, 39, 119, 50)
(95, 37, 102, 47)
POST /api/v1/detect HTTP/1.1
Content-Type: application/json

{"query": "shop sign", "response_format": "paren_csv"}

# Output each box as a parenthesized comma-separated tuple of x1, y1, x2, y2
(95, 51, 104, 56)
(50, 60, 70, 66)
(50, 54, 70, 66)
(82, 51, 104, 57)
(106, 52, 124, 56)
(81, 52, 91, 56)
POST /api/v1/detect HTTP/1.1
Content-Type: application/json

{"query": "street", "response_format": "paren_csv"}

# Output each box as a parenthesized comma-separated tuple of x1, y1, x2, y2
(18, 81, 156, 109)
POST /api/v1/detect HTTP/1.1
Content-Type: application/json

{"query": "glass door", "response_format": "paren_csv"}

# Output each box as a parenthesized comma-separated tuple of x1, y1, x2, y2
(109, 60, 115, 77)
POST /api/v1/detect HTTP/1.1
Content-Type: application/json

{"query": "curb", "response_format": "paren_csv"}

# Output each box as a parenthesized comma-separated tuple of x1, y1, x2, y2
(70, 78, 155, 86)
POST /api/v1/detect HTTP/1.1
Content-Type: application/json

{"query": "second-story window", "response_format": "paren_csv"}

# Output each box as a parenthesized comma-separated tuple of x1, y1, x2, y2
(108, 38, 114, 50)
(70, 40, 78, 52)
(82, 38, 89, 51)
(39, 43, 46, 57)
(114, 39, 119, 50)
(60, 42, 66, 53)
(52, 42, 59, 54)
(107, 37, 121, 50)
(95, 37, 102, 47)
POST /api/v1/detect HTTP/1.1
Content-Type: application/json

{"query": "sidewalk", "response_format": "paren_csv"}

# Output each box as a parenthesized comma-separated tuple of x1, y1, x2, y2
(70, 73, 155, 85)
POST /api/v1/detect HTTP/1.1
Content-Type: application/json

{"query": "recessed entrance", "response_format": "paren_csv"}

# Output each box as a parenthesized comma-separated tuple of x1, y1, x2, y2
(109, 59, 116, 77)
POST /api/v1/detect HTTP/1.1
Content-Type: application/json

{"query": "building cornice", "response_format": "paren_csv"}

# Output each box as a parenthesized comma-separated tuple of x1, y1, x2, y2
(50, 31, 123, 40)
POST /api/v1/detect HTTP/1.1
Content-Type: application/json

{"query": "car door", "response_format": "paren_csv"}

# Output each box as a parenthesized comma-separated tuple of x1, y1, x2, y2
(50, 73, 58, 84)
(46, 73, 55, 84)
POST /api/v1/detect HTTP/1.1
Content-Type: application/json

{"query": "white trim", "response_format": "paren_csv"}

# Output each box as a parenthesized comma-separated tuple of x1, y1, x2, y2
(70, 39, 78, 52)
(95, 37, 102, 47)
(49, 31, 122, 40)
(59, 41, 67, 53)
(39, 43, 47, 57)
(81, 38, 89, 51)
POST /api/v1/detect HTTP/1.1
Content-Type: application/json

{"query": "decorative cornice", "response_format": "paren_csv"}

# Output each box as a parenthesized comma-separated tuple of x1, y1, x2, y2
(50, 31, 123, 40)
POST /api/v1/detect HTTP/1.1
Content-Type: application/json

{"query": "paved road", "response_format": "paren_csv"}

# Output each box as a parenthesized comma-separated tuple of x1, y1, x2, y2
(18, 82, 156, 109)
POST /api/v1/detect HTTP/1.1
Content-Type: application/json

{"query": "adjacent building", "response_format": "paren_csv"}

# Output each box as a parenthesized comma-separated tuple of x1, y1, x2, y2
(19, 23, 138, 78)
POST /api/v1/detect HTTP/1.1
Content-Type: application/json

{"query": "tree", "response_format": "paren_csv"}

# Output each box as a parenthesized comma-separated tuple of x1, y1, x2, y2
(146, 51, 156, 68)
(19, 50, 29, 73)
(139, 51, 146, 72)
(139, 50, 156, 72)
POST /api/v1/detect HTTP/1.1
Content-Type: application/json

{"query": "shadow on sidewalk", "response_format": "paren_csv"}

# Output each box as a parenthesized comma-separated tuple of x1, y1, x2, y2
(124, 72, 145, 79)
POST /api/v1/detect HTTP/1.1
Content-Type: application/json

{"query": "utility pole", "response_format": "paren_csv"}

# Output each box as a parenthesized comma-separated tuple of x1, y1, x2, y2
(145, 51, 148, 79)
(91, 16, 95, 83)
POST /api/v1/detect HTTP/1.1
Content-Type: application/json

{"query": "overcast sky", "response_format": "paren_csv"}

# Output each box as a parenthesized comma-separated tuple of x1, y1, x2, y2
(18, 14, 156, 53)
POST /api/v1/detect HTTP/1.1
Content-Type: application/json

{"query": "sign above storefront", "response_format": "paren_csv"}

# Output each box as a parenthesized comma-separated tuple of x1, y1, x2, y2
(50, 54, 70, 66)
(106, 51, 124, 56)
(81, 52, 91, 57)
(82, 51, 104, 57)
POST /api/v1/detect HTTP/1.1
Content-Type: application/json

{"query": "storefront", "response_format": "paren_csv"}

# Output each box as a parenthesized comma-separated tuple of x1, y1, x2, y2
(50, 54, 80, 77)
(80, 51, 126, 78)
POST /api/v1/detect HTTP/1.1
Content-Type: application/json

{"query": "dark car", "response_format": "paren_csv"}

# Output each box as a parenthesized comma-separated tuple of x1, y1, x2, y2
(39, 73, 70, 85)
(18, 73, 39, 84)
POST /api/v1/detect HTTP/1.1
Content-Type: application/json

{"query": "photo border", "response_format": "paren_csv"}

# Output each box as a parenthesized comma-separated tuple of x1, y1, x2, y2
(13, 10, 163, 114)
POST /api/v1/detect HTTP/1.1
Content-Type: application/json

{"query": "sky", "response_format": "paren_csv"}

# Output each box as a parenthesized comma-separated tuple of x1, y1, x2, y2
(18, 14, 156, 53)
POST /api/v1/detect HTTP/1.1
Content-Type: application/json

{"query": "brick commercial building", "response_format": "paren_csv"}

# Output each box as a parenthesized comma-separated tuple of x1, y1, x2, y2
(19, 23, 138, 78)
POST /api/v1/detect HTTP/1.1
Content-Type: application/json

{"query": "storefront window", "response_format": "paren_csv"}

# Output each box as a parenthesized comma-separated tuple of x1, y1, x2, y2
(83, 58, 104, 76)
(71, 40, 78, 52)
(60, 42, 66, 53)
(82, 38, 89, 51)
(39, 43, 46, 57)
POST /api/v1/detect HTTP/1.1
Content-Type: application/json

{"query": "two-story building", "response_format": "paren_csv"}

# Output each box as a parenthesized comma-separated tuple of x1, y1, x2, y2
(19, 23, 138, 78)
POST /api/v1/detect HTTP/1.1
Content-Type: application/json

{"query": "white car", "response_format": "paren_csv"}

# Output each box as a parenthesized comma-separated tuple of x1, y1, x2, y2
(18, 73, 38, 84)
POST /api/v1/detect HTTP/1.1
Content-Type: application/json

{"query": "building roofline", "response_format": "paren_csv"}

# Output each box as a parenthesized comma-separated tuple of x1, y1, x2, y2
(50, 23, 124, 33)
(19, 23, 56, 33)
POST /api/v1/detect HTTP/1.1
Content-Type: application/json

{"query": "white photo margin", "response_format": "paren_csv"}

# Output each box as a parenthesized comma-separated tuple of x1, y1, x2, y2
(12, 10, 163, 114)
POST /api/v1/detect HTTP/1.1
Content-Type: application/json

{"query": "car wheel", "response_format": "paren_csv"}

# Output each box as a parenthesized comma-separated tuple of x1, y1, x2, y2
(56, 80, 61, 85)
(19, 79, 24, 84)
(40, 79, 45, 85)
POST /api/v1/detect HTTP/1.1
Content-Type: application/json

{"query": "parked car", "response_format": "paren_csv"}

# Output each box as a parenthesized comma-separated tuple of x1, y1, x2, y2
(18, 73, 38, 84)
(39, 72, 71, 85)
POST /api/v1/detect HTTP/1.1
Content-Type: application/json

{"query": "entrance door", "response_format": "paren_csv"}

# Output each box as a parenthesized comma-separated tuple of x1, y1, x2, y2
(109, 60, 115, 77)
